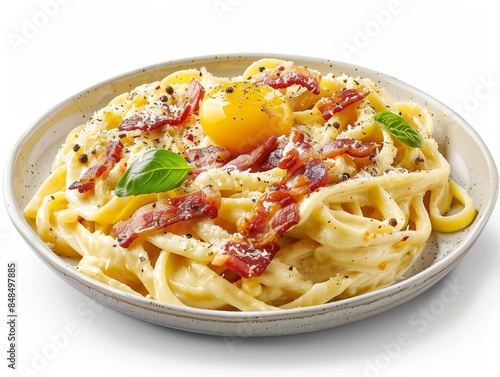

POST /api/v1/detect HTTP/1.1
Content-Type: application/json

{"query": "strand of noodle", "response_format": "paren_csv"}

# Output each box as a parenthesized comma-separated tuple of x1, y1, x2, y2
(65, 185, 158, 224)
(189, 263, 281, 311)
(191, 168, 284, 192)
(24, 165, 67, 219)
(152, 251, 186, 305)
(166, 256, 229, 310)
(76, 256, 143, 296)
(34, 191, 80, 257)
(247, 260, 313, 296)
(279, 275, 353, 309)
(274, 238, 319, 265)
(190, 218, 231, 242)
(146, 232, 216, 263)
(429, 180, 477, 232)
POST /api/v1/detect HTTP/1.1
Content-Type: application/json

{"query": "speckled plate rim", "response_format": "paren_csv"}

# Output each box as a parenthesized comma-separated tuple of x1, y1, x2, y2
(4, 53, 499, 337)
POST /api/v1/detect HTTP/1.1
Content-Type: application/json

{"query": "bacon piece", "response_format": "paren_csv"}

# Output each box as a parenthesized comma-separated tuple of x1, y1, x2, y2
(112, 187, 221, 248)
(118, 112, 188, 131)
(118, 79, 205, 131)
(316, 88, 369, 121)
(279, 149, 300, 170)
(238, 184, 299, 247)
(183, 135, 279, 180)
(277, 131, 314, 170)
(184, 145, 233, 168)
(321, 139, 378, 159)
(283, 157, 329, 196)
(69, 140, 123, 193)
(261, 141, 285, 170)
(184, 145, 233, 180)
(216, 238, 280, 279)
(260, 131, 312, 170)
(184, 78, 205, 114)
(222, 135, 278, 171)
(254, 65, 321, 95)
(270, 132, 378, 172)
(184, 145, 232, 181)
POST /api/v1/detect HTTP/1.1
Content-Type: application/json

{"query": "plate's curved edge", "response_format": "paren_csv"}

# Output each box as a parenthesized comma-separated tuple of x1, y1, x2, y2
(3, 53, 499, 337)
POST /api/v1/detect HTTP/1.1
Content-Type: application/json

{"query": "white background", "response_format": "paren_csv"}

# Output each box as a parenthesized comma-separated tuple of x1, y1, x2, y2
(1, 0, 499, 376)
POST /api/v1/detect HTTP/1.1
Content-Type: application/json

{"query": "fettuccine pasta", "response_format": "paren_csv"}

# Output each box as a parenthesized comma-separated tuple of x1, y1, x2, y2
(24, 58, 476, 311)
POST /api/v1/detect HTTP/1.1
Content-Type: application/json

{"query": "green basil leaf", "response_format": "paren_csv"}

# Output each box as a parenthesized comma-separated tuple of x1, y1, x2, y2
(115, 149, 192, 197)
(374, 110, 423, 148)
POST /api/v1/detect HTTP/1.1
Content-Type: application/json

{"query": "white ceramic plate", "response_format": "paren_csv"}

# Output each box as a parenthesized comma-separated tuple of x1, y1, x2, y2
(4, 54, 498, 337)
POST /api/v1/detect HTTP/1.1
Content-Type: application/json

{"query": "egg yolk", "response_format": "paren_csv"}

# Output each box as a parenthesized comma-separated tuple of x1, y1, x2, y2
(199, 81, 294, 154)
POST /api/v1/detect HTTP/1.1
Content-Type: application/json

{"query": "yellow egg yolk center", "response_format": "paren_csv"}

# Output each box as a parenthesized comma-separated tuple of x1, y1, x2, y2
(199, 81, 293, 154)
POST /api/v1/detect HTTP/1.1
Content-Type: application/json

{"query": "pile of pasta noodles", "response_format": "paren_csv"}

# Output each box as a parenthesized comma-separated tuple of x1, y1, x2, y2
(24, 58, 476, 311)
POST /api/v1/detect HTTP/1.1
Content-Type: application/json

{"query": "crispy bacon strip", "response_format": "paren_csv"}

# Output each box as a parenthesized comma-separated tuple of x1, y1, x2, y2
(118, 113, 187, 132)
(262, 131, 312, 170)
(282, 157, 329, 197)
(222, 135, 278, 171)
(253, 65, 321, 95)
(316, 88, 369, 120)
(278, 132, 314, 170)
(238, 184, 300, 246)
(184, 145, 233, 180)
(118, 79, 205, 131)
(184, 135, 279, 180)
(112, 187, 221, 248)
(184, 78, 205, 114)
(261, 141, 285, 170)
(216, 238, 280, 279)
(68, 140, 123, 193)
(321, 138, 378, 159)
(184, 145, 233, 168)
